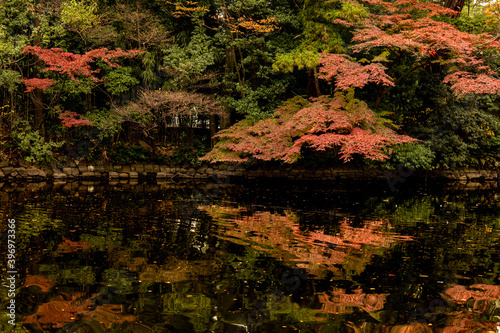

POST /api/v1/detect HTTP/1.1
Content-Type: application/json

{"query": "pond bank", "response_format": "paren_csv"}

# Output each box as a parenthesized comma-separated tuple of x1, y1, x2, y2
(0, 161, 499, 184)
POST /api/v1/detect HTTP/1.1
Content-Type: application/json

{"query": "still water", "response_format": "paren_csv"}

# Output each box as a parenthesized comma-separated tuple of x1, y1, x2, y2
(0, 179, 499, 332)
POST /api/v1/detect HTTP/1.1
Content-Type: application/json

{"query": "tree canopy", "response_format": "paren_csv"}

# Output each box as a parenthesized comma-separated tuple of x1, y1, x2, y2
(0, 0, 500, 168)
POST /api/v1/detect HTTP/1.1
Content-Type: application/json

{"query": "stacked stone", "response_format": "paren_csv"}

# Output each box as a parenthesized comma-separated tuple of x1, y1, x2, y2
(0, 160, 499, 182)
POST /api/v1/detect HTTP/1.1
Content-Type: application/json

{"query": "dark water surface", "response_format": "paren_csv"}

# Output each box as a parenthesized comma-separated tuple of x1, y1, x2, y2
(0, 179, 499, 332)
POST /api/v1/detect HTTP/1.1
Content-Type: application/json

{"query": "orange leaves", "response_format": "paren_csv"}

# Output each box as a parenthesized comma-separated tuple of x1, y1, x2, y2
(21, 78, 55, 92)
(164, 0, 209, 18)
(233, 17, 279, 34)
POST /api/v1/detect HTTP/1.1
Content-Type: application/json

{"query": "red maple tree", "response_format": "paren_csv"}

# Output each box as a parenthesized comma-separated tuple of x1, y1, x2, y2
(202, 93, 416, 163)
(23, 46, 142, 83)
(339, 1, 500, 103)
(202, 0, 500, 163)
(22, 46, 142, 128)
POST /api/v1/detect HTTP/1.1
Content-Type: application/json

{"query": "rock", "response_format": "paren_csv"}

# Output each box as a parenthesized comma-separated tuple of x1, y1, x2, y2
(81, 171, 96, 178)
(156, 172, 167, 178)
(194, 174, 208, 179)
(108, 172, 119, 179)
(0, 170, 4, 178)
(27, 169, 41, 177)
(129, 171, 139, 179)
(119, 173, 129, 179)
(53, 173, 67, 179)
(63, 167, 79, 177)
(2, 167, 15, 175)
(132, 164, 145, 173)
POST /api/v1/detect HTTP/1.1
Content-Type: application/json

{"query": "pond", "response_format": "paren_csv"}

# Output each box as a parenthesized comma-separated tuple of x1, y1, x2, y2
(0, 178, 499, 332)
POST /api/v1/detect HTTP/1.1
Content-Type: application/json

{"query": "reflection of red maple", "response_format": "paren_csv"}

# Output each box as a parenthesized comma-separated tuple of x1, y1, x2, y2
(21, 292, 136, 329)
(317, 287, 388, 314)
(22, 292, 90, 328)
(201, 206, 412, 277)
(56, 237, 91, 253)
(442, 283, 500, 303)
(347, 283, 500, 332)
(23, 275, 55, 292)
(201, 206, 413, 315)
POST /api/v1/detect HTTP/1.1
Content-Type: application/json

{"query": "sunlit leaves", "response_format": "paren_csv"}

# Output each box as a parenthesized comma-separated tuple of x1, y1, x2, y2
(60, 0, 99, 34)
(273, 49, 320, 72)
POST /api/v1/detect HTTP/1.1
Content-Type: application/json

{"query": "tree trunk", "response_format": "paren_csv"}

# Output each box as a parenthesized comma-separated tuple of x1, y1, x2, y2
(32, 0, 45, 136)
(221, 46, 235, 130)
(209, 115, 218, 147)
(33, 88, 45, 136)
(307, 68, 320, 97)
(444, 0, 465, 17)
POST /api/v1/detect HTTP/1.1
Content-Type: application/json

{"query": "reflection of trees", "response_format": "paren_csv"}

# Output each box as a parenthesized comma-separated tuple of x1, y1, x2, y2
(21, 290, 137, 330)
(200, 204, 415, 326)
(201, 205, 412, 279)
(317, 287, 388, 314)
(444, 284, 500, 302)
(3, 185, 500, 332)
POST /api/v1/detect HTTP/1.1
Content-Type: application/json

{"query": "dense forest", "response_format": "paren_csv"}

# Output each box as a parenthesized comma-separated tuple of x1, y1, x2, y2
(1, 0, 500, 169)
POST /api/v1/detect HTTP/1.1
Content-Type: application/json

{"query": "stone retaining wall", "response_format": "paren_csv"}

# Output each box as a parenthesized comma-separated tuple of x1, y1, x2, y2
(0, 161, 498, 182)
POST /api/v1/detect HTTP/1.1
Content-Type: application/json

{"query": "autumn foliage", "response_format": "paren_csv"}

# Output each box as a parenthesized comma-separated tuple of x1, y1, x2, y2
(58, 111, 93, 128)
(22, 46, 142, 128)
(202, 93, 416, 163)
(201, 0, 500, 164)
(23, 46, 143, 83)
(342, 0, 500, 99)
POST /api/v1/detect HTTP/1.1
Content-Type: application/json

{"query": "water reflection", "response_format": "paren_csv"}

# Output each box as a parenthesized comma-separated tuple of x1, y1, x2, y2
(0, 181, 498, 332)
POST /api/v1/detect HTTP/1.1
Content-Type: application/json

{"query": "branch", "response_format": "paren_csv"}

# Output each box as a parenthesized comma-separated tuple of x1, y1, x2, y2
(374, 61, 428, 109)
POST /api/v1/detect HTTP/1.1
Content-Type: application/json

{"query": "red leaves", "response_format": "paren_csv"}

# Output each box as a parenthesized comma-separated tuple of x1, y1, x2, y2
(202, 94, 416, 163)
(58, 111, 93, 128)
(23, 46, 142, 83)
(444, 72, 500, 97)
(318, 53, 394, 90)
(22, 78, 55, 92)
(345, 1, 500, 99)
